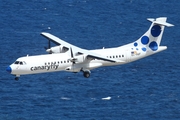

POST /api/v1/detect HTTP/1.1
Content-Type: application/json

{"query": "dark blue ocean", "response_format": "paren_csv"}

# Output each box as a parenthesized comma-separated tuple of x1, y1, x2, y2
(1, 0, 180, 119)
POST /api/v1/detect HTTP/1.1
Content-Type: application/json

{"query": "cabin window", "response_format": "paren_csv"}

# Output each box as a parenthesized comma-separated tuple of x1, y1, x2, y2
(122, 55, 124, 57)
(119, 55, 121, 58)
(14, 61, 25, 65)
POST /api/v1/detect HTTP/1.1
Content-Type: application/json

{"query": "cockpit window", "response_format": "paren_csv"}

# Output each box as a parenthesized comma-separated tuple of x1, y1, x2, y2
(14, 61, 20, 64)
(14, 61, 26, 65)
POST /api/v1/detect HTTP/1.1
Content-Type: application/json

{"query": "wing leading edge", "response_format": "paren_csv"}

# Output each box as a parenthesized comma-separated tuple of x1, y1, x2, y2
(41, 32, 73, 46)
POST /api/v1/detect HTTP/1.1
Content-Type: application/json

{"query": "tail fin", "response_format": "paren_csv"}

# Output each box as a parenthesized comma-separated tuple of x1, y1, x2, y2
(134, 17, 174, 52)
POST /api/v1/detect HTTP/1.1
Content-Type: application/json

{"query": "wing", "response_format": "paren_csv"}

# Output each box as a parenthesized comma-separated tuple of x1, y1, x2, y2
(41, 32, 123, 63)
(41, 32, 75, 47)
(41, 32, 84, 53)
(78, 51, 124, 63)
(87, 55, 124, 63)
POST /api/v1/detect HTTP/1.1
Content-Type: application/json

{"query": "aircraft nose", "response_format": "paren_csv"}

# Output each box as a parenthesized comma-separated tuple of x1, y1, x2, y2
(6, 66, 12, 73)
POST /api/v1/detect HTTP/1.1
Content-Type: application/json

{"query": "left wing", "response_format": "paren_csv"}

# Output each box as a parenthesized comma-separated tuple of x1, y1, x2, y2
(41, 32, 89, 54)
(41, 32, 123, 63)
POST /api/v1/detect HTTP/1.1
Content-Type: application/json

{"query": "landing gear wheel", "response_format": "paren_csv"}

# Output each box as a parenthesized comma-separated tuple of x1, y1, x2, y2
(15, 77, 19, 81)
(83, 71, 90, 78)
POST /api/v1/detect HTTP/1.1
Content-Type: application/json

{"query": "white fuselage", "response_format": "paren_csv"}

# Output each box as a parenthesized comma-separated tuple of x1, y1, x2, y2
(9, 44, 166, 76)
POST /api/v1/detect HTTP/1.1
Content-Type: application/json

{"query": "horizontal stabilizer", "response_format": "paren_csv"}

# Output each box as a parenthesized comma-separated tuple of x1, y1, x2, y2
(154, 21, 174, 27)
(147, 17, 174, 27)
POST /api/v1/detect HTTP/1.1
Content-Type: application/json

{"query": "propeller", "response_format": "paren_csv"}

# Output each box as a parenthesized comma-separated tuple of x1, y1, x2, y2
(44, 40, 52, 54)
(70, 47, 76, 64)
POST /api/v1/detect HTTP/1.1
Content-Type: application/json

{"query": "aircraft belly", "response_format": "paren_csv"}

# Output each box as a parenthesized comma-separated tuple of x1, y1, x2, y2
(88, 62, 103, 69)
(89, 60, 124, 68)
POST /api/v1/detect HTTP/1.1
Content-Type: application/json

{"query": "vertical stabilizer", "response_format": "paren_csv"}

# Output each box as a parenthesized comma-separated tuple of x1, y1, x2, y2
(133, 17, 174, 52)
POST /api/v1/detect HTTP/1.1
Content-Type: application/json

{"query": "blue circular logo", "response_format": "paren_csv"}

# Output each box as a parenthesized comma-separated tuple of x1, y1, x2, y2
(134, 42, 138, 47)
(149, 41, 158, 51)
(151, 25, 161, 37)
(142, 47, 146, 52)
(141, 36, 149, 45)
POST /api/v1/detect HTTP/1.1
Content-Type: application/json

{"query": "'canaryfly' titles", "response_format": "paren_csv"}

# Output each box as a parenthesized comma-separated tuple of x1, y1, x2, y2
(30, 63, 59, 71)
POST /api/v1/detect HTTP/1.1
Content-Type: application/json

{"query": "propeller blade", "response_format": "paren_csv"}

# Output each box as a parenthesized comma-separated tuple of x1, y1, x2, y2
(70, 47, 76, 64)
(70, 47, 73, 58)
(48, 40, 51, 49)
(44, 40, 52, 54)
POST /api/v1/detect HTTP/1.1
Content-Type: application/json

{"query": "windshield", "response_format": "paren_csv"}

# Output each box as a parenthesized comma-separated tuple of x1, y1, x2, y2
(14, 61, 26, 65)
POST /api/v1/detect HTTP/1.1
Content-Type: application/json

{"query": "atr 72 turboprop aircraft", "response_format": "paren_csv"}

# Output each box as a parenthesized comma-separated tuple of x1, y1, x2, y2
(6, 17, 173, 80)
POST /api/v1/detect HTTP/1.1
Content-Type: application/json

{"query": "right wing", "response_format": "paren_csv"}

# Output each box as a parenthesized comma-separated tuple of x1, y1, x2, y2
(41, 32, 74, 47)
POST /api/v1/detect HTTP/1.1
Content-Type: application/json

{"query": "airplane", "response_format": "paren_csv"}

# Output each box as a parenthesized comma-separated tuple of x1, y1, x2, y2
(6, 17, 173, 80)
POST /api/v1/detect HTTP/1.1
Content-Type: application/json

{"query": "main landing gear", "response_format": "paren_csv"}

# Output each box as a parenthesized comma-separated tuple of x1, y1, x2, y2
(82, 69, 91, 78)
(15, 77, 19, 81)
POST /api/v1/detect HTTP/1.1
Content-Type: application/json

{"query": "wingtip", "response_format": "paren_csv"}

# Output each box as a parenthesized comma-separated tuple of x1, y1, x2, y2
(41, 32, 47, 35)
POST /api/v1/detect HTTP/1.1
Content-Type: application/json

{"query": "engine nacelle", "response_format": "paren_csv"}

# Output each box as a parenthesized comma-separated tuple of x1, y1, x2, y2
(46, 46, 69, 53)
(74, 55, 85, 63)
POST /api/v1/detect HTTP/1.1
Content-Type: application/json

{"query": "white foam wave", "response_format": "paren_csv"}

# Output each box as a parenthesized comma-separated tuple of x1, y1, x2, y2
(102, 96, 111, 100)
